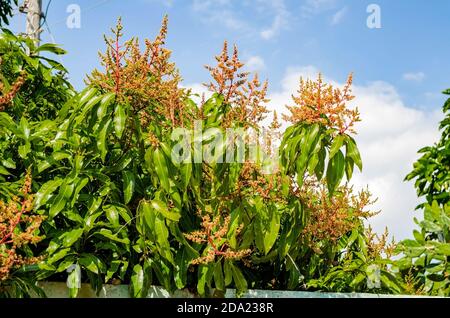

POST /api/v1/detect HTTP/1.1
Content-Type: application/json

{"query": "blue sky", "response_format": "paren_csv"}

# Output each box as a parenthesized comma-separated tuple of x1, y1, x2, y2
(9, 0, 450, 108)
(8, 0, 450, 239)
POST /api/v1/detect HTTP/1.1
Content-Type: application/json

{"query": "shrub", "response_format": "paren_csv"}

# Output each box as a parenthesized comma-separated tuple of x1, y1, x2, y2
(0, 171, 45, 298)
(0, 18, 400, 297)
(396, 89, 450, 296)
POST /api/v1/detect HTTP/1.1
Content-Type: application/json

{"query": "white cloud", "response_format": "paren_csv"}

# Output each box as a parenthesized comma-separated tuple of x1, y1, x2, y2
(301, 0, 337, 17)
(266, 66, 441, 240)
(191, 0, 289, 39)
(403, 72, 426, 82)
(331, 7, 347, 25)
(245, 55, 266, 72)
(259, 0, 290, 40)
(191, 0, 248, 32)
(192, 0, 229, 11)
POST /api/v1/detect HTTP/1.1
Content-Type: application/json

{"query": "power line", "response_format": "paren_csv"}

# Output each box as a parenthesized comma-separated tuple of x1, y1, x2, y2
(39, 0, 52, 29)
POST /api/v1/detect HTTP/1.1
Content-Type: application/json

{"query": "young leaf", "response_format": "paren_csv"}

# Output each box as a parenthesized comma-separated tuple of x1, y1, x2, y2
(153, 147, 170, 192)
(214, 262, 225, 291)
(326, 150, 345, 195)
(231, 264, 248, 294)
(329, 134, 345, 159)
(346, 136, 362, 171)
(61, 228, 84, 248)
(97, 119, 112, 163)
(114, 103, 126, 138)
(151, 199, 181, 222)
(122, 171, 135, 204)
(67, 264, 81, 298)
(34, 179, 63, 210)
(130, 264, 145, 298)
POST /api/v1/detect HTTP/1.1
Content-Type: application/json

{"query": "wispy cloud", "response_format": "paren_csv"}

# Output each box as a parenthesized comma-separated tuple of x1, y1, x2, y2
(259, 0, 290, 40)
(403, 72, 426, 82)
(301, 0, 337, 18)
(142, 0, 174, 7)
(192, 0, 248, 32)
(245, 55, 266, 72)
(331, 6, 347, 25)
(191, 0, 289, 40)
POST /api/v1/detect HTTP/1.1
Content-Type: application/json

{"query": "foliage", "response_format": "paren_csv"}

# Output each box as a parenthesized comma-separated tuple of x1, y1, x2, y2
(0, 0, 17, 27)
(396, 89, 450, 296)
(0, 29, 72, 297)
(0, 18, 401, 298)
(0, 171, 46, 298)
(405, 89, 450, 207)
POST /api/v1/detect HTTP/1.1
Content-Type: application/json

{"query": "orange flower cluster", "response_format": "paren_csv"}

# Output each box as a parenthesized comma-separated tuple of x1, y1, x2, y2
(205, 41, 269, 128)
(0, 172, 45, 281)
(284, 73, 360, 134)
(264, 111, 282, 157)
(0, 71, 26, 111)
(365, 226, 396, 260)
(184, 214, 250, 265)
(235, 162, 283, 201)
(87, 16, 188, 127)
(300, 181, 377, 251)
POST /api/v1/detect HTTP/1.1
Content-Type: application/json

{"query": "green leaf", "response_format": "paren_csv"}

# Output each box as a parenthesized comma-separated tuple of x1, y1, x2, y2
(153, 147, 170, 192)
(214, 262, 225, 291)
(122, 171, 135, 204)
(95, 229, 130, 245)
(346, 136, 362, 171)
(180, 163, 192, 190)
(139, 201, 155, 237)
(154, 213, 174, 264)
(36, 43, 67, 55)
(0, 166, 11, 176)
(70, 177, 89, 207)
(97, 93, 115, 121)
(97, 119, 112, 163)
(67, 264, 81, 298)
(329, 134, 345, 159)
(114, 104, 126, 138)
(78, 87, 98, 106)
(174, 248, 191, 289)
(61, 228, 83, 247)
(326, 150, 345, 194)
(151, 200, 181, 222)
(104, 205, 120, 228)
(436, 243, 450, 256)
(197, 264, 210, 296)
(49, 192, 67, 220)
(118, 206, 133, 224)
(130, 264, 145, 298)
(37, 151, 71, 174)
(224, 260, 233, 287)
(47, 248, 71, 264)
(345, 156, 355, 180)
(105, 260, 122, 283)
(0, 112, 20, 134)
(78, 254, 106, 274)
(34, 179, 63, 210)
(18, 142, 31, 159)
(231, 264, 247, 294)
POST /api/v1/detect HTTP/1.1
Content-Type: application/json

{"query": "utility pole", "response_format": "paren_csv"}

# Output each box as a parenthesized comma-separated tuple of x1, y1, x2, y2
(20, 0, 43, 45)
